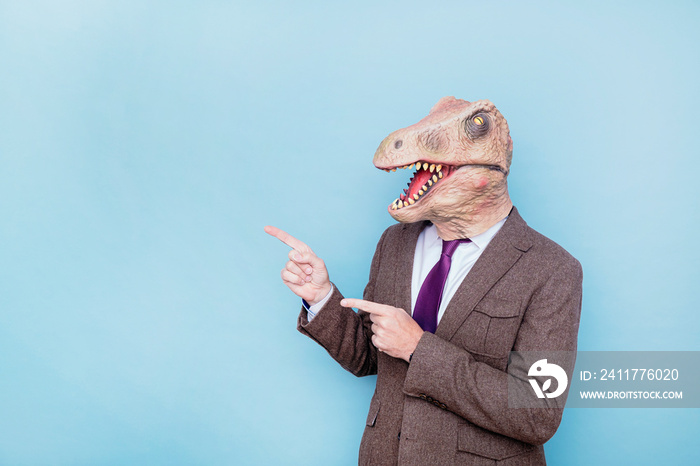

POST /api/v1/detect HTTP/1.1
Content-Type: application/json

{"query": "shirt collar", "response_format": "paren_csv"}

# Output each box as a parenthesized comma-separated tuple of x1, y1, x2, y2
(470, 216, 508, 249)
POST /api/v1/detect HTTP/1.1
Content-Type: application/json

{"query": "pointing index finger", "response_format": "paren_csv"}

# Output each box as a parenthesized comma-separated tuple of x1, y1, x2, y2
(340, 298, 391, 315)
(264, 225, 309, 251)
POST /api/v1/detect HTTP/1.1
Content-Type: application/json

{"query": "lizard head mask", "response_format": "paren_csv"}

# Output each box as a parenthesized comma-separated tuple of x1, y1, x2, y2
(373, 96, 513, 239)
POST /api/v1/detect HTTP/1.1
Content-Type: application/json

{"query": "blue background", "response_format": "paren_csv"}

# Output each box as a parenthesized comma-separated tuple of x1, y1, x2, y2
(1, 1, 698, 464)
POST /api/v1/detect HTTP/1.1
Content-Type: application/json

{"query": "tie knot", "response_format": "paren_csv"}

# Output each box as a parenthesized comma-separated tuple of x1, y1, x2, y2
(441, 238, 471, 257)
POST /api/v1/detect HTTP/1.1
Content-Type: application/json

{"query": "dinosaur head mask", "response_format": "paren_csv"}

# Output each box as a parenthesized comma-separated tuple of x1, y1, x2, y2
(373, 96, 514, 239)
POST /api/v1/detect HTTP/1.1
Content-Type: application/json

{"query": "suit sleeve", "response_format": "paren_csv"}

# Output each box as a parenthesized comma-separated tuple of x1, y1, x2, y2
(402, 257, 583, 445)
(296, 229, 389, 377)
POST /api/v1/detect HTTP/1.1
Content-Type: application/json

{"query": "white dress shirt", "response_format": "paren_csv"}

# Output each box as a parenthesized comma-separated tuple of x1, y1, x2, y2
(306, 217, 507, 322)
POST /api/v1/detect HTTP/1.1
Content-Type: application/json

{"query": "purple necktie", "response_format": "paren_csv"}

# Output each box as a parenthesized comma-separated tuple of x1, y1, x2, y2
(413, 238, 471, 333)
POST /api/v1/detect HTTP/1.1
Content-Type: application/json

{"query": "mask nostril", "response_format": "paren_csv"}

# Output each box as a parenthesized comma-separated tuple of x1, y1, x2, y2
(394, 140, 403, 149)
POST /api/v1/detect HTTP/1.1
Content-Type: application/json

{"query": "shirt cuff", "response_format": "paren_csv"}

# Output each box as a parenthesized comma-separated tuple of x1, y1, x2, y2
(302, 285, 334, 321)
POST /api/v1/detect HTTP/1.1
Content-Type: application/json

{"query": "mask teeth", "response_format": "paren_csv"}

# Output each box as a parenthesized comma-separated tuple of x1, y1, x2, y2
(390, 162, 448, 210)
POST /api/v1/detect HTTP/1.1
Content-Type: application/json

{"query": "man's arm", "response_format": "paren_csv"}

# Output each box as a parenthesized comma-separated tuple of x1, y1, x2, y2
(296, 229, 393, 377)
(266, 225, 388, 377)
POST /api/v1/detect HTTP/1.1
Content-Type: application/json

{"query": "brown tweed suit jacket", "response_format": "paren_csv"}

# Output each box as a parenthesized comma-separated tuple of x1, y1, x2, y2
(298, 207, 583, 465)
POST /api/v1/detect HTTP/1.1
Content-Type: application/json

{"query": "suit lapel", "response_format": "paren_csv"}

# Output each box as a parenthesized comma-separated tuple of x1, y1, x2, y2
(435, 207, 532, 341)
(393, 221, 430, 315)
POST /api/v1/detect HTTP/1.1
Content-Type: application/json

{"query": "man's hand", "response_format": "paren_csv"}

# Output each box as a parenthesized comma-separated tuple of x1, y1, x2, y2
(340, 298, 424, 362)
(264, 225, 332, 306)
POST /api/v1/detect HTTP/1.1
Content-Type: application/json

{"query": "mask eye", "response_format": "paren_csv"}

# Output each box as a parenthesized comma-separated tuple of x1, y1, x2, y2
(464, 113, 490, 140)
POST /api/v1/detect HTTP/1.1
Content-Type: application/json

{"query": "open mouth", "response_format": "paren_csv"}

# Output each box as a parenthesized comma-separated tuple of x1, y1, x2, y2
(381, 161, 454, 210)
(380, 161, 507, 210)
